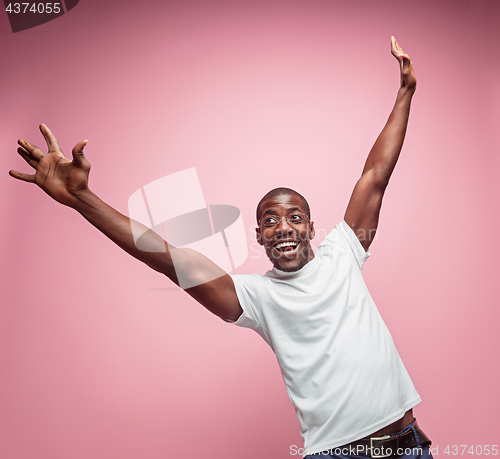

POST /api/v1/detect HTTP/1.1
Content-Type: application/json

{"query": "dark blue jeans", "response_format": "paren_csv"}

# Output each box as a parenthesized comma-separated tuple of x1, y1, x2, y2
(304, 422, 433, 459)
(304, 444, 432, 459)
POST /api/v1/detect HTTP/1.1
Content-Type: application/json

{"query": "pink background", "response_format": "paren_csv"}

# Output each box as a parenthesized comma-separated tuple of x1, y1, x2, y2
(1, 0, 499, 458)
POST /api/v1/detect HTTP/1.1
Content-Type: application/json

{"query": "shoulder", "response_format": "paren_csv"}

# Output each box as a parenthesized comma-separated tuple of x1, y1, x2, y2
(319, 220, 371, 269)
(231, 272, 266, 285)
(230, 272, 267, 300)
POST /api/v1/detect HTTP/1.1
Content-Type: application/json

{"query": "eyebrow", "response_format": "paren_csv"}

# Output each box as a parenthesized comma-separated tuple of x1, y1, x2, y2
(262, 206, 302, 217)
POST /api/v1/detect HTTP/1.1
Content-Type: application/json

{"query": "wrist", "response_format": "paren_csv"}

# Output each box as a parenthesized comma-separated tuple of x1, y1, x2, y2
(70, 187, 98, 213)
(396, 86, 416, 105)
(399, 85, 416, 97)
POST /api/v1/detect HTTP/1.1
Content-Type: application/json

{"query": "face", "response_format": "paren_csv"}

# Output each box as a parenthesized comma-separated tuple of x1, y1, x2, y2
(256, 194, 315, 272)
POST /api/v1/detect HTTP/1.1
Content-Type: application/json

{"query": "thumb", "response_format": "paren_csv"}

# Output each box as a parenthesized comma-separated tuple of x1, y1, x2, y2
(399, 53, 411, 70)
(72, 140, 91, 170)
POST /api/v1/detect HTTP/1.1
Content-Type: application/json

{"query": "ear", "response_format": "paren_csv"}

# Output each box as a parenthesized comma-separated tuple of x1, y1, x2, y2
(255, 226, 264, 246)
(309, 220, 315, 240)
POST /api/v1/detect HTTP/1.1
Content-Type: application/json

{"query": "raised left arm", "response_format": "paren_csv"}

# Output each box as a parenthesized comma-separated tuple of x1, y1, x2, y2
(344, 36, 416, 251)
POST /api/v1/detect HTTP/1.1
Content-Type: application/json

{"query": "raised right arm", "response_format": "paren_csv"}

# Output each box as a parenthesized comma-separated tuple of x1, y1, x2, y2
(9, 124, 243, 322)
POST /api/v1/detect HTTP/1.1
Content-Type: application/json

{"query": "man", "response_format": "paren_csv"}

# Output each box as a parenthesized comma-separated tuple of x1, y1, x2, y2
(9, 37, 431, 458)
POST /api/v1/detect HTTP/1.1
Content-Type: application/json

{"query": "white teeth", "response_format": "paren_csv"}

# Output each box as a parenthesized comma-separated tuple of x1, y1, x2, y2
(275, 241, 298, 249)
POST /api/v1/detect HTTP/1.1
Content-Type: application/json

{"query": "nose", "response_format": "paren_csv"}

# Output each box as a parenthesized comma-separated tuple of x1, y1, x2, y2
(276, 216, 293, 233)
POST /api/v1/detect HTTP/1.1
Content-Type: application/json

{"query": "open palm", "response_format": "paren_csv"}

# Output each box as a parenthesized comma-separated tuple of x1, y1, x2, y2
(9, 124, 91, 208)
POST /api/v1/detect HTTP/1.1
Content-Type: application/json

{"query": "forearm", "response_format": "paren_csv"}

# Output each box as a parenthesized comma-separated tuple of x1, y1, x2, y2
(362, 86, 415, 186)
(71, 189, 177, 279)
(11, 124, 229, 292)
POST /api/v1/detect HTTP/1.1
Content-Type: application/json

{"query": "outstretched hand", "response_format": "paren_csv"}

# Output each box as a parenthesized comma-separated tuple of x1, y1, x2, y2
(391, 36, 416, 91)
(9, 124, 91, 208)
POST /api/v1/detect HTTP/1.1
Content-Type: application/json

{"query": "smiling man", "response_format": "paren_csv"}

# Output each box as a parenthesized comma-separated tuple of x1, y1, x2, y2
(10, 37, 431, 458)
(256, 190, 315, 272)
(226, 36, 432, 459)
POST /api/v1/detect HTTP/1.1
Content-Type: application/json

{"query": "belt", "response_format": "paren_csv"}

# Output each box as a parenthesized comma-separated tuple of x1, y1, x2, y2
(339, 420, 431, 458)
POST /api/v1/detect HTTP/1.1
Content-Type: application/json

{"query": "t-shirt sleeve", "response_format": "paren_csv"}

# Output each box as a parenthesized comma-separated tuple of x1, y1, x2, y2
(322, 220, 371, 269)
(226, 274, 269, 340)
(229, 274, 259, 326)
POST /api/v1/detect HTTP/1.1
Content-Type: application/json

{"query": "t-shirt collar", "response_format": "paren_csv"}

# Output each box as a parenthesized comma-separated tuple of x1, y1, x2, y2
(267, 255, 318, 279)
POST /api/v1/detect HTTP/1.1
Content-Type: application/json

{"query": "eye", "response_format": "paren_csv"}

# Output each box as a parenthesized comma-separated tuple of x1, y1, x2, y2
(288, 213, 304, 223)
(263, 215, 280, 226)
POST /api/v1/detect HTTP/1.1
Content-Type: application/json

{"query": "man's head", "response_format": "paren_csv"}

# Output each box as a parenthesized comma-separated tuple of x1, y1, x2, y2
(256, 188, 315, 272)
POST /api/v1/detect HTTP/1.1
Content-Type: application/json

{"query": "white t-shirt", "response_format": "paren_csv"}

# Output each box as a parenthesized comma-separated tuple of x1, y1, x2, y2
(230, 220, 421, 456)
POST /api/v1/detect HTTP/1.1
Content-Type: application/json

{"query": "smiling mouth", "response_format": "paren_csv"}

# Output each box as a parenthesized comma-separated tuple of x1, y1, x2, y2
(273, 241, 299, 252)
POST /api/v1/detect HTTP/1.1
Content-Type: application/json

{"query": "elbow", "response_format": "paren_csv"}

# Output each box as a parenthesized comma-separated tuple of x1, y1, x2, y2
(365, 168, 391, 191)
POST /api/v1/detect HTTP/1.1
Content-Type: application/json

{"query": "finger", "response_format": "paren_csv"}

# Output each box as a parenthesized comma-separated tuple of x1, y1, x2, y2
(17, 138, 45, 160)
(17, 146, 39, 168)
(39, 123, 62, 153)
(391, 36, 400, 55)
(72, 140, 90, 170)
(9, 169, 36, 183)
(391, 36, 406, 59)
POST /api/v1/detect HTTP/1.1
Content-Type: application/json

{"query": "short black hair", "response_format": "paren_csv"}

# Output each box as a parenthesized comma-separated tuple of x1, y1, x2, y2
(256, 187, 310, 223)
